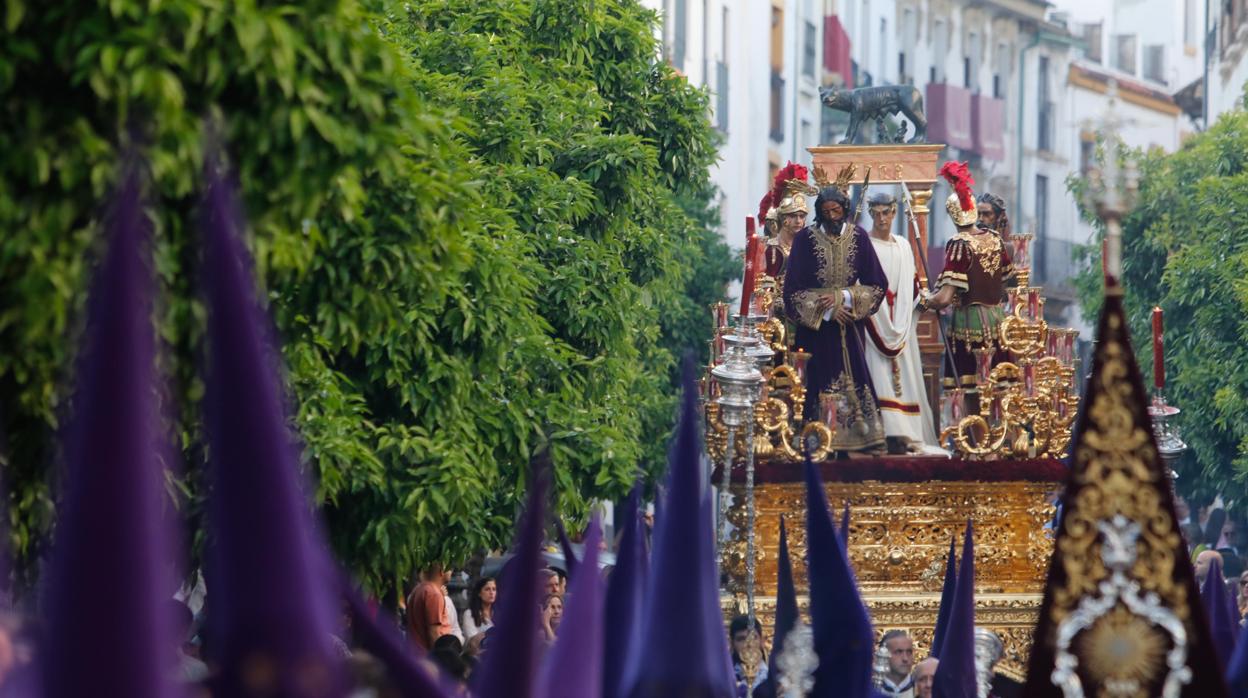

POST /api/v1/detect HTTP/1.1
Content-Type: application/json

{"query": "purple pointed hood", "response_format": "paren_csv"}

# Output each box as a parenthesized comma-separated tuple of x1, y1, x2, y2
(199, 162, 347, 696)
(556, 518, 579, 583)
(804, 458, 874, 698)
(930, 536, 958, 659)
(933, 521, 976, 698)
(537, 516, 605, 697)
(39, 167, 185, 698)
(624, 360, 734, 698)
(1203, 558, 1238, 671)
(756, 516, 798, 698)
(603, 484, 648, 698)
(1227, 610, 1248, 696)
(471, 451, 551, 698)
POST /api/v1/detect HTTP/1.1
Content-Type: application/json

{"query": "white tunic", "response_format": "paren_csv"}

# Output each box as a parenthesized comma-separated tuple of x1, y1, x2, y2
(864, 233, 942, 451)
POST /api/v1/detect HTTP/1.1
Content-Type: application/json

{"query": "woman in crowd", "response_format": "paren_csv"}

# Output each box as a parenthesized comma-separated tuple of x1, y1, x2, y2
(540, 593, 563, 644)
(462, 576, 497, 640)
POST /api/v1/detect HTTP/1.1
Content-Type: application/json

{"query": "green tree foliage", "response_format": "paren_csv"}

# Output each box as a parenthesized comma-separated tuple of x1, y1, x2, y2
(1071, 108, 1248, 503)
(0, 0, 732, 596)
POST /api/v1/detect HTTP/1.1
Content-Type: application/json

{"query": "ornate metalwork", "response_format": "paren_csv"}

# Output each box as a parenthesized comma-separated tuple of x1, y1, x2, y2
(940, 235, 1081, 460)
(775, 623, 818, 698)
(1051, 516, 1192, 698)
(974, 627, 1005, 698)
(721, 478, 1059, 681)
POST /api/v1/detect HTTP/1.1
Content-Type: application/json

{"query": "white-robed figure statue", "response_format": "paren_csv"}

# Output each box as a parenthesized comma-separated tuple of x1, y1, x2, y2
(861, 192, 943, 454)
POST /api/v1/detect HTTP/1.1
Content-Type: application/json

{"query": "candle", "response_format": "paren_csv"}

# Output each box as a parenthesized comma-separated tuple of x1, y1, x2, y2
(821, 393, 837, 430)
(1046, 330, 1058, 358)
(740, 219, 758, 317)
(1028, 289, 1040, 320)
(976, 350, 992, 383)
(951, 390, 964, 421)
(1024, 363, 1035, 396)
(793, 349, 809, 383)
(1064, 331, 1076, 365)
(1152, 307, 1164, 390)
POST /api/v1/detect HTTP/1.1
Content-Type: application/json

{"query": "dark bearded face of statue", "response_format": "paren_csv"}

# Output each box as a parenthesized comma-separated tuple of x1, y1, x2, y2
(977, 202, 998, 229)
(819, 200, 845, 231)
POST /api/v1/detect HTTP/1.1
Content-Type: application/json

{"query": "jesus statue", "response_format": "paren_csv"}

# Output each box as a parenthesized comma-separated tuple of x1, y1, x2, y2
(783, 186, 889, 454)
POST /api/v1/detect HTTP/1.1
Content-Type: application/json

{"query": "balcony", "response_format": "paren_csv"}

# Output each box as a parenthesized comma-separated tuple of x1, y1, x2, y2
(925, 83, 974, 150)
(971, 94, 1006, 161)
(824, 15, 853, 87)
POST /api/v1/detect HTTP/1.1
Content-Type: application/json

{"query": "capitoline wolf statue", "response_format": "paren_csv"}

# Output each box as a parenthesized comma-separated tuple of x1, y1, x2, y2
(820, 84, 928, 145)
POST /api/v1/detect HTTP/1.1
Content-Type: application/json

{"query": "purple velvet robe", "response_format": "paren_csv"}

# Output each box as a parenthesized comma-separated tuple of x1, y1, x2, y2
(782, 224, 889, 451)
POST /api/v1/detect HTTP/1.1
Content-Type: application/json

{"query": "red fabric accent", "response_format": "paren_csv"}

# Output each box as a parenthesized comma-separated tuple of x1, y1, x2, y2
(713, 457, 1068, 484)
(824, 15, 853, 88)
(865, 318, 904, 357)
(970, 94, 1006, 161)
(926, 84, 974, 150)
(878, 399, 922, 413)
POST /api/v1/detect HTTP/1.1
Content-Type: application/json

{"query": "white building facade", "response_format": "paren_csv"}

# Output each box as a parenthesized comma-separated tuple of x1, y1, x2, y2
(639, 0, 829, 250)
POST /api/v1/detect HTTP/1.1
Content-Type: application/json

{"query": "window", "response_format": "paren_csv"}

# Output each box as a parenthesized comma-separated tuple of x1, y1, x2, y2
(1113, 34, 1137, 74)
(1079, 138, 1095, 175)
(1038, 56, 1053, 152)
(672, 0, 687, 69)
(932, 19, 947, 83)
(1143, 44, 1166, 83)
(900, 8, 916, 83)
(966, 32, 981, 92)
(770, 7, 784, 72)
(803, 21, 817, 77)
(801, 119, 814, 150)
(1034, 175, 1049, 281)
(993, 42, 1010, 98)
(1082, 23, 1103, 63)
(879, 18, 888, 81)
(770, 71, 785, 142)
(716, 60, 729, 131)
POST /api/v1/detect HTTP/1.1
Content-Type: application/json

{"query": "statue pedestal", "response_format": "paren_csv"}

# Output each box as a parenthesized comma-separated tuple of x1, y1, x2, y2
(808, 144, 948, 432)
(718, 456, 1062, 682)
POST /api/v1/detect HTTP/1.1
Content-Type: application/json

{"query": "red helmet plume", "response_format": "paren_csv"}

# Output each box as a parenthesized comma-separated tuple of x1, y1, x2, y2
(939, 161, 976, 212)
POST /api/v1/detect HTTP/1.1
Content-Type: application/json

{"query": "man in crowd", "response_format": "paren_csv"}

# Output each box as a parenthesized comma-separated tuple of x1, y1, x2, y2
(1196, 549, 1223, 586)
(878, 629, 916, 697)
(407, 564, 452, 651)
(861, 192, 941, 454)
(539, 568, 561, 597)
(913, 657, 938, 698)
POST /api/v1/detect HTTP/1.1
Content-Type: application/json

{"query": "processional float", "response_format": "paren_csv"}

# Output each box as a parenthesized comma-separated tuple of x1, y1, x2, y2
(700, 85, 1187, 688)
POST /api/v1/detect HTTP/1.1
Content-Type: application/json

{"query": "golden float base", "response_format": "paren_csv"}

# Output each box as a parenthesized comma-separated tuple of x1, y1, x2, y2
(720, 471, 1061, 682)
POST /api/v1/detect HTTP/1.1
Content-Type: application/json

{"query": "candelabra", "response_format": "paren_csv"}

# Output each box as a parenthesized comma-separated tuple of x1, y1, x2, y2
(939, 235, 1081, 460)
(710, 315, 765, 629)
(1080, 82, 1140, 283)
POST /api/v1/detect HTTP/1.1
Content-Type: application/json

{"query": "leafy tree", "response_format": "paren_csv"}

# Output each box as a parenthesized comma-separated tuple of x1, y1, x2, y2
(1070, 106, 1248, 505)
(0, 0, 731, 596)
